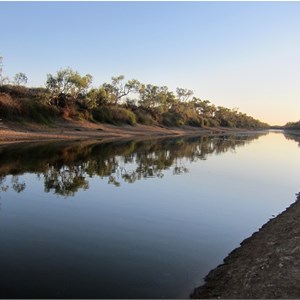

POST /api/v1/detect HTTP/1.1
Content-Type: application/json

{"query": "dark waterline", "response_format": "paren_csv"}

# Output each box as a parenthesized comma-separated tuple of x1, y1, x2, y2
(0, 131, 299, 298)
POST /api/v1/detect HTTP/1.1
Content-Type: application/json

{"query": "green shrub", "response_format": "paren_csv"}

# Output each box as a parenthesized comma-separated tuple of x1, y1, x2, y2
(176, 119, 185, 126)
(113, 107, 137, 126)
(135, 109, 156, 125)
(162, 112, 182, 127)
(92, 107, 113, 123)
(207, 118, 220, 127)
(186, 117, 202, 127)
(92, 106, 137, 126)
(23, 100, 58, 125)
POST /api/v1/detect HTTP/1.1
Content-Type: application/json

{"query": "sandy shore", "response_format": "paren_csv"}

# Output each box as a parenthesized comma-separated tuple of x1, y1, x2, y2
(0, 119, 256, 144)
(190, 193, 300, 299)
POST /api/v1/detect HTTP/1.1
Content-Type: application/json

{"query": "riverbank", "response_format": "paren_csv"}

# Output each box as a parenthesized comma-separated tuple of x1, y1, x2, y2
(190, 193, 300, 299)
(0, 119, 261, 144)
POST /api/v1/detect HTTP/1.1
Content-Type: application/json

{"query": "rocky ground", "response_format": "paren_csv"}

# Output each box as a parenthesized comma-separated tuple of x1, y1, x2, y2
(190, 193, 300, 299)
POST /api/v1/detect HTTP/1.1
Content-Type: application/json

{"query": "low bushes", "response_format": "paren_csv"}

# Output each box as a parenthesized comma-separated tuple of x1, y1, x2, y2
(161, 110, 203, 127)
(285, 120, 300, 130)
(23, 100, 58, 125)
(134, 109, 156, 125)
(92, 106, 137, 126)
(0, 93, 21, 119)
(0, 93, 58, 125)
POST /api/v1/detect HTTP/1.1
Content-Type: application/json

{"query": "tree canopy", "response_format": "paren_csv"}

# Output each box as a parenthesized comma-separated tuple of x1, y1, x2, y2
(0, 62, 269, 129)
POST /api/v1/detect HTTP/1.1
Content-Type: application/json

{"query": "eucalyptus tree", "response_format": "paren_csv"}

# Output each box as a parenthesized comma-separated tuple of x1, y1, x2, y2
(102, 75, 140, 105)
(138, 84, 176, 112)
(0, 55, 9, 85)
(86, 87, 108, 108)
(193, 98, 216, 118)
(176, 88, 193, 102)
(14, 72, 28, 86)
(214, 106, 236, 127)
(46, 67, 93, 106)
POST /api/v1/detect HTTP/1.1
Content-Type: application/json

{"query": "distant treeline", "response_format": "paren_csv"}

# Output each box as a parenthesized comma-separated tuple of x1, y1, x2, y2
(0, 67, 269, 128)
(284, 120, 300, 130)
(271, 120, 300, 130)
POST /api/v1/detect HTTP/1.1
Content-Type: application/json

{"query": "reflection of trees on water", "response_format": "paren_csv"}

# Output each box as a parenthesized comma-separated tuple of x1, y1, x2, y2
(43, 166, 89, 197)
(283, 131, 300, 147)
(0, 133, 265, 197)
(0, 175, 26, 193)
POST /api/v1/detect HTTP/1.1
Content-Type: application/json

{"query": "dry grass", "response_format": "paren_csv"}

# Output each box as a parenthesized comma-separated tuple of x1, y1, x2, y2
(0, 93, 21, 119)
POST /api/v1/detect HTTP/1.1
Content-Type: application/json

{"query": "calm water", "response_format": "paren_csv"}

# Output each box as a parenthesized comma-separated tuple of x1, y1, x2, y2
(0, 131, 300, 298)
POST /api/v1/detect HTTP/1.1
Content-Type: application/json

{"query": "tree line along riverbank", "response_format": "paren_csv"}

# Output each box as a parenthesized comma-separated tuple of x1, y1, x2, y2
(0, 68, 269, 129)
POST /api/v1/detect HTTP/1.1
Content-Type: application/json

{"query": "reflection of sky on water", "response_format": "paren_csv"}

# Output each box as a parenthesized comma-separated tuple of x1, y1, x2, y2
(0, 131, 300, 298)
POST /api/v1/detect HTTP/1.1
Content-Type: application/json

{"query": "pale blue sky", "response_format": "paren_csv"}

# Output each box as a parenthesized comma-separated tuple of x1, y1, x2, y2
(1, 1, 300, 125)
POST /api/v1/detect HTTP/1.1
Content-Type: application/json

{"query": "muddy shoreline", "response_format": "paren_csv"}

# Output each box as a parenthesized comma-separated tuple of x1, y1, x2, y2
(0, 119, 264, 145)
(191, 193, 300, 299)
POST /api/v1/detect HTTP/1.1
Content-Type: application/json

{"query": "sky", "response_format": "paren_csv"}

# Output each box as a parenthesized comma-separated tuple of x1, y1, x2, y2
(1, 1, 300, 125)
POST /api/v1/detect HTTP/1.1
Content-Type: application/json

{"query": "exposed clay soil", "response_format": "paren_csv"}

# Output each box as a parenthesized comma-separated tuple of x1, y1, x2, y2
(191, 195, 300, 299)
(0, 119, 255, 144)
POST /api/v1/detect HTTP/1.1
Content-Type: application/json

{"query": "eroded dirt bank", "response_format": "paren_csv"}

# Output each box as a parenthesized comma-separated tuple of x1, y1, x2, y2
(191, 193, 300, 299)
(0, 119, 260, 144)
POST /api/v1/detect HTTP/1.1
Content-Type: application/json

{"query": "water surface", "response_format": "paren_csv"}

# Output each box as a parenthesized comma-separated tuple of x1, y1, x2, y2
(0, 131, 299, 298)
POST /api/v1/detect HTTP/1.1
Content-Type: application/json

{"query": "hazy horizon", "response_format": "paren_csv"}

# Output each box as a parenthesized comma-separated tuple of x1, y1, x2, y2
(1, 2, 300, 125)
